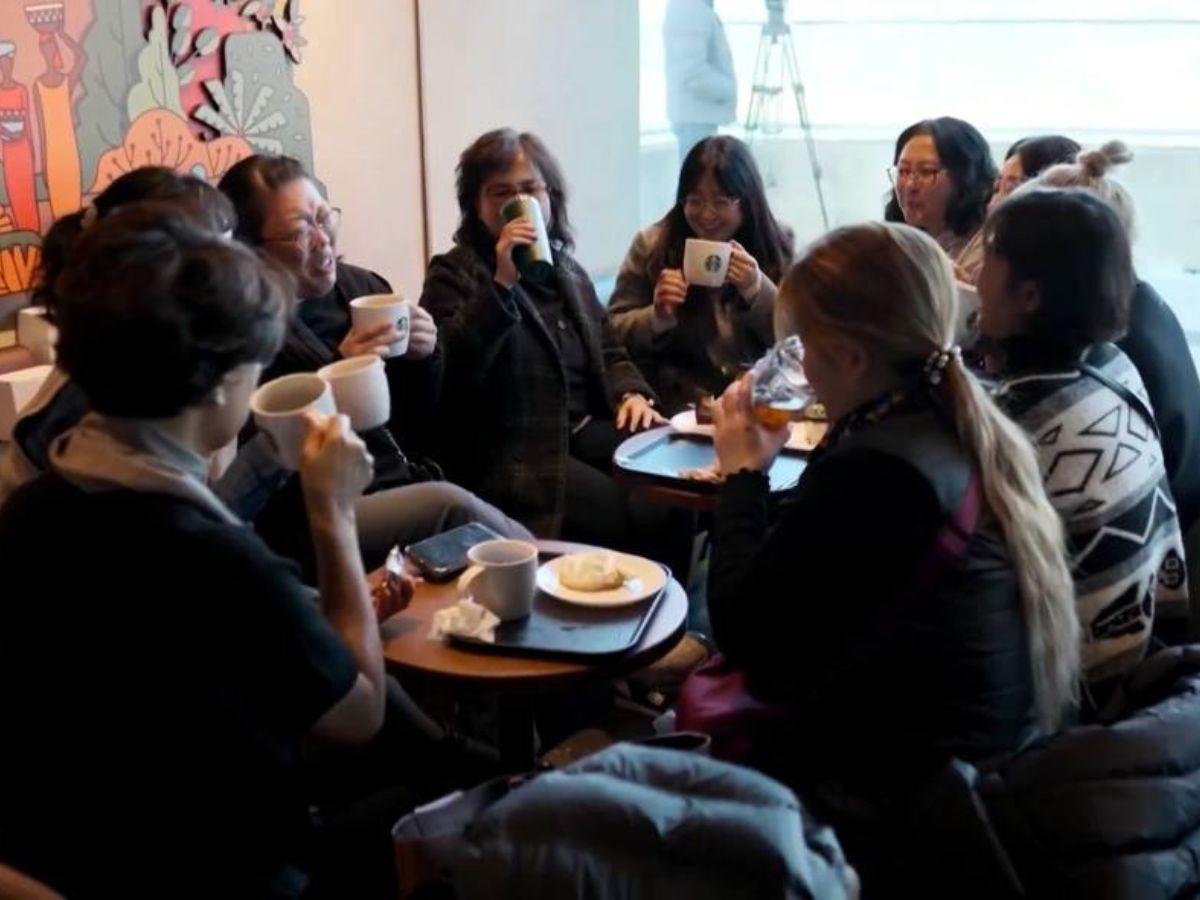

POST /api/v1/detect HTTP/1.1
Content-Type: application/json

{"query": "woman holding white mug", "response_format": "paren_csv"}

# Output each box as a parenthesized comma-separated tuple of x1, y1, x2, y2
(609, 136, 794, 415)
(0, 204, 391, 894)
(220, 155, 530, 577)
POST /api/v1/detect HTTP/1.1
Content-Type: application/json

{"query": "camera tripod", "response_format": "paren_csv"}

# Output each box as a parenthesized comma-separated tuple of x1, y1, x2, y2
(744, 0, 830, 229)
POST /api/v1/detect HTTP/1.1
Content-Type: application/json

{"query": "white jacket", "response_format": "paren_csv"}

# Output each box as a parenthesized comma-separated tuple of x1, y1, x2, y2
(664, 0, 737, 126)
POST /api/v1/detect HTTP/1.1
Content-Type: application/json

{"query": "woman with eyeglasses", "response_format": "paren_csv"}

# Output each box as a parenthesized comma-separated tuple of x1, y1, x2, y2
(421, 128, 680, 559)
(885, 117, 996, 284)
(609, 135, 794, 416)
(219, 155, 530, 578)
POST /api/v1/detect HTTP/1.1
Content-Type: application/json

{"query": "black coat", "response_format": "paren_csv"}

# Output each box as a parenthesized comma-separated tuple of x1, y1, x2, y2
(420, 243, 653, 536)
(1118, 280, 1200, 533)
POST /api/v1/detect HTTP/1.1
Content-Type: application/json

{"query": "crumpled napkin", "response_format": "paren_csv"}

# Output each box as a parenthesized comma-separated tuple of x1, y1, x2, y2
(429, 597, 500, 643)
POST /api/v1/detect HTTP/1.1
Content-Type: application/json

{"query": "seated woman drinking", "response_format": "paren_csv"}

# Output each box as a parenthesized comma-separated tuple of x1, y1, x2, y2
(219, 155, 529, 574)
(700, 221, 1079, 886)
(608, 135, 793, 415)
(421, 128, 680, 559)
(978, 187, 1187, 686)
(0, 205, 388, 895)
(885, 116, 996, 284)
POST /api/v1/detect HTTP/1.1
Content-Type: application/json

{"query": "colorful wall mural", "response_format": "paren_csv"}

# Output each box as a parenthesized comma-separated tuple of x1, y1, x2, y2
(0, 0, 311, 307)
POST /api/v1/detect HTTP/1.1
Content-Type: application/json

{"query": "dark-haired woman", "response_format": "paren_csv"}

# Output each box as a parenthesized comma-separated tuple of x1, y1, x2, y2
(609, 135, 793, 415)
(218, 154, 529, 574)
(421, 128, 674, 559)
(0, 166, 236, 503)
(0, 205, 388, 895)
(990, 134, 1080, 209)
(978, 187, 1187, 692)
(885, 116, 996, 284)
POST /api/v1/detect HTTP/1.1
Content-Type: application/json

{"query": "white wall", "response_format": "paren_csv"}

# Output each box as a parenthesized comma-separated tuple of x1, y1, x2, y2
(294, 0, 427, 299)
(418, 0, 641, 276)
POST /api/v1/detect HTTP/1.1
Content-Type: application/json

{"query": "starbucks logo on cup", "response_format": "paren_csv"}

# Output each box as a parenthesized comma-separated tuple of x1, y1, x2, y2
(704, 254, 723, 273)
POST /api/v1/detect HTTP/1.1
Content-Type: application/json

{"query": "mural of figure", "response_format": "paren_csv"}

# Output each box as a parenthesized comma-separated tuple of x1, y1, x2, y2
(0, 41, 39, 231)
(32, 16, 85, 220)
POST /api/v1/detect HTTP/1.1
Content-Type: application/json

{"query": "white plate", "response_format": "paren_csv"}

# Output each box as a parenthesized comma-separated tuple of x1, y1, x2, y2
(537, 552, 668, 607)
(669, 409, 826, 452)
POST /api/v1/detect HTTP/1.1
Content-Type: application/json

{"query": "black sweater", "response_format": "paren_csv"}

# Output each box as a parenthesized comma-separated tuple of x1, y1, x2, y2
(0, 475, 356, 896)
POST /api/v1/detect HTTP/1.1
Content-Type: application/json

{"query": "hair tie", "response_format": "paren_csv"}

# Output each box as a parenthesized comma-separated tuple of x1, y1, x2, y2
(923, 345, 962, 385)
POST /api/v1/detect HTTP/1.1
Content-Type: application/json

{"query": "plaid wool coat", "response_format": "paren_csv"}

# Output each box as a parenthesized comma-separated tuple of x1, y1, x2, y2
(421, 243, 654, 537)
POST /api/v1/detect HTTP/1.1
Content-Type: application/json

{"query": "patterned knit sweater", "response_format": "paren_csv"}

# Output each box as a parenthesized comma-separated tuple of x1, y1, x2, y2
(993, 343, 1188, 682)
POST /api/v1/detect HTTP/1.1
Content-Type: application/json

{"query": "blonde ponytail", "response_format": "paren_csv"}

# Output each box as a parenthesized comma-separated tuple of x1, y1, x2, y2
(781, 222, 1081, 730)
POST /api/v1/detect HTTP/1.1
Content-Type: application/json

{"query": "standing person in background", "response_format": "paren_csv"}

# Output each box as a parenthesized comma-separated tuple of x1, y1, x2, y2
(665, 0, 737, 165)
(32, 20, 84, 220)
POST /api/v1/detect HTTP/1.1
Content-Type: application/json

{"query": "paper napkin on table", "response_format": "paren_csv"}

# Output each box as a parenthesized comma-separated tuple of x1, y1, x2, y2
(429, 597, 500, 643)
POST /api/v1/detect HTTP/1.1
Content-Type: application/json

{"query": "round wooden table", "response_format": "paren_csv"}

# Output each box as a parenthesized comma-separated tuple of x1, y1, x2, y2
(381, 540, 689, 768)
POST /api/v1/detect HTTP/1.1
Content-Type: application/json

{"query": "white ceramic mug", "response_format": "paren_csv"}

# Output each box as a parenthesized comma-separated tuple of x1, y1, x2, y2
(349, 294, 411, 358)
(317, 354, 390, 432)
(250, 373, 335, 470)
(683, 238, 732, 288)
(457, 539, 538, 621)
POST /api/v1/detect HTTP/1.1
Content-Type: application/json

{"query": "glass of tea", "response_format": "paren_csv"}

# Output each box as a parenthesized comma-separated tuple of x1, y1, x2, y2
(750, 336, 815, 429)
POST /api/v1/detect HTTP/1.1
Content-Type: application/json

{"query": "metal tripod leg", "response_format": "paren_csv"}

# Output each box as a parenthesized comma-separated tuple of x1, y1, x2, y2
(781, 35, 830, 228)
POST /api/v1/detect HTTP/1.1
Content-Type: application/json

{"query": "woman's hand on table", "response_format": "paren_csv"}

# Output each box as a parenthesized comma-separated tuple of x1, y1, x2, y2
(494, 217, 538, 289)
(726, 241, 762, 297)
(617, 393, 666, 432)
(369, 566, 418, 621)
(712, 374, 790, 475)
(339, 321, 401, 359)
(404, 303, 438, 360)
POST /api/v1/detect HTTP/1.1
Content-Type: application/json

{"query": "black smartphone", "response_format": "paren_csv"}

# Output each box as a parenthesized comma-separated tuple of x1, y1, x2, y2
(404, 522, 503, 582)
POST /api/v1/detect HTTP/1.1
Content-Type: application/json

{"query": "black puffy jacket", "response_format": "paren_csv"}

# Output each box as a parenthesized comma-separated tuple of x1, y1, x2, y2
(902, 646, 1200, 898)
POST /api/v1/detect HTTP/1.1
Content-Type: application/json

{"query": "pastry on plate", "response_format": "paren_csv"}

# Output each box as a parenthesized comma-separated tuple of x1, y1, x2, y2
(694, 395, 717, 425)
(558, 552, 627, 592)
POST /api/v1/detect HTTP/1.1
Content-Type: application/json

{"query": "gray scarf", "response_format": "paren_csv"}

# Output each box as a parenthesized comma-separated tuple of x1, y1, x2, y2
(49, 413, 240, 525)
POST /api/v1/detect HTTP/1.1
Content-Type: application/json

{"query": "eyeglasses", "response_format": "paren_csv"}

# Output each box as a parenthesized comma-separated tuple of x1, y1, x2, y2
(484, 181, 549, 204)
(262, 206, 342, 248)
(683, 194, 740, 215)
(886, 166, 945, 188)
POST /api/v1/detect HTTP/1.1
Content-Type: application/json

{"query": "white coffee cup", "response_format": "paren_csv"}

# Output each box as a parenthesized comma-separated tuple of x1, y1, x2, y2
(349, 294, 410, 358)
(457, 539, 538, 621)
(683, 238, 732, 288)
(250, 373, 336, 470)
(317, 354, 390, 432)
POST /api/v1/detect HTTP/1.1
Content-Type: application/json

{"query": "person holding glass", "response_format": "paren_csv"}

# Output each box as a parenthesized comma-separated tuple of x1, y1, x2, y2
(885, 117, 996, 284)
(421, 128, 681, 563)
(609, 135, 794, 416)
(695, 220, 1079, 890)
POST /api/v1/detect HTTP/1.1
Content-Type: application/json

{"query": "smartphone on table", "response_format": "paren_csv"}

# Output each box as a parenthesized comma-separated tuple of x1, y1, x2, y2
(404, 522, 503, 582)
